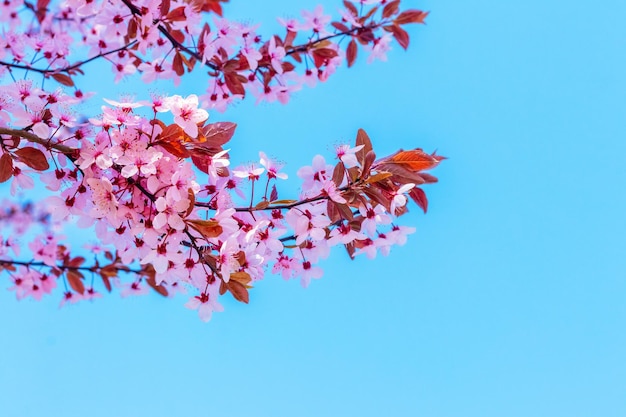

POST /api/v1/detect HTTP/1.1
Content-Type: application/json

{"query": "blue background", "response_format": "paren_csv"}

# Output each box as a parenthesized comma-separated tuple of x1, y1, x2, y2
(2, 0, 626, 416)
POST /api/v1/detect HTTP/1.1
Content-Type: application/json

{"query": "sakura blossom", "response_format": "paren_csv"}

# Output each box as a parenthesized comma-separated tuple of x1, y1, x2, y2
(0, 0, 437, 322)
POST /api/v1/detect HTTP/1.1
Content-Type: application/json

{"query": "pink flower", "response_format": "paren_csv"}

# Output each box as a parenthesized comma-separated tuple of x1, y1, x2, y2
(259, 151, 288, 180)
(268, 36, 286, 74)
(116, 147, 163, 178)
(297, 154, 332, 193)
(366, 33, 393, 63)
(390, 183, 415, 214)
(299, 260, 323, 288)
(86, 177, 118, 220)
(185, 285, 224, 322)
(153, 196, 188, 231)
(277, 17, 301, 32)
(335, 144, 364, 168)
(166, 94, 209, 137)
(120, 281, 150, 298)
(301, 5, 331, 36)
(359, 204, 392, 236)
(233, 163, 264, 181)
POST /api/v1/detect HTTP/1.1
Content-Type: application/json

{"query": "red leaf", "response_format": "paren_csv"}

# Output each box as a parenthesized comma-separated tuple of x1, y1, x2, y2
(172, 53, 185, 76)
(332, 22, 350, 33)
(332, 162, 346, 187)
(355, 128, 373, 167)
(170, 30, 186, 44)
(158, 140, 191, 158)
(51, 73, 74, 87)
(343, 0, 358, 16)
(0, 154, 13, 183)
(382, 0, 400, 19)
(35, 0, 50, 22)
(146, 276, 169, 297)
(346, 39, 357, 68)
(224, 72, 246, 96)
(187, 219, 223, 238)
(15, 147, 49, 171)
(67, 270, 85, 295)
(100, 274, 112, 293)
(159, 0, 171, 16)
(389, 149, 440, 171)
(409, 187, 429, 213)
(200, 122, 237, 147)
(312, 48, 339, 68)
(127, 17, 138, 39)
(395, 10, 429, 25)
(166, 6, 186, 21)
(270, 185, 278, 202)
(391, 25, 410, 50)
(227, 280, 249, 304)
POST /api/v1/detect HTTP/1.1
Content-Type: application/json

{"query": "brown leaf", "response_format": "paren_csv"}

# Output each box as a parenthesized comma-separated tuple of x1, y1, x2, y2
(229, 271, 252, 286)
(395, 10, 429, 25)
(382, 0, 400, 18)
(67, 257, 85, 268)
(146, 276, 169, 297)
(391, 25, 410, 50)
(15, 147, 49, 171)
(0, 154, 13, 183)
(158, 140, 191, 158)
(417, 173, 439, 184)
(100, 273, 112, 293)
(409, 187, 429, 213)
(200, 122, 237, 147)
(388, 149, 440, 171)
(166, 6, 186, 21)
(170, 30, 186, 45)
(269, 199, 298, 207)
(362, 150, 376, 178)
(284, 30, 297, 48)
(224, 72, 246, 96)
(327, 200, 341, 223)
(187, 219, 223, 238)
(312, 48, 339, 68)
(51, 73, 74, 87)
(159, 0, 171, 16)
(127, 17, 138, 39)
(172, 52, 185, 76)
(185, 188, 196, 217)
(332, 21, 350, 33)
(365, 172, 393, 184)
(255, 201, 270, 210)
(332, 162, 346, 187)
(355, 129, 373, 167)
(343, 0, 358, 16)
(346, 39, 357, 68)
(67, 270, 85, 295)
(227, 280, 249, 304)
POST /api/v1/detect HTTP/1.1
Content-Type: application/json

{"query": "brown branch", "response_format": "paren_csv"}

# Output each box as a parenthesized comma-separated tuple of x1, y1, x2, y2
(0, 41, 137, 76)
(0, 259, 143, 274)
(195, 186, 353, 212)
(0, 127, 75, 154)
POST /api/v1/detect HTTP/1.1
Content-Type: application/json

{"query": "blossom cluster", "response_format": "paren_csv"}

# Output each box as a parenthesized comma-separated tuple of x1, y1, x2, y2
(0, 0, 427, 110)
(0, 0, 438, 321)
(0, 84, 440, 320)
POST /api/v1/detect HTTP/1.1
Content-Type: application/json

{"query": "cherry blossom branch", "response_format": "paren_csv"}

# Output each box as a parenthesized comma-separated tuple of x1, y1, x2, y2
(0, 127, 74, 154)
(0, 259, 142, 275)
(0, 41, 138, 75)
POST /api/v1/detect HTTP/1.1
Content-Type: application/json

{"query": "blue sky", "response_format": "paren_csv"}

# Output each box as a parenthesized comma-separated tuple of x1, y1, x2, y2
(2, 0, 626, 416)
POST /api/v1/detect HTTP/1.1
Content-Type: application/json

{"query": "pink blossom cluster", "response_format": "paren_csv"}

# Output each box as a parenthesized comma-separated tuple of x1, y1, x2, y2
(0, 85, 439, 321)
(0, 0, 426, 111)
(0, 0, 436, 321)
